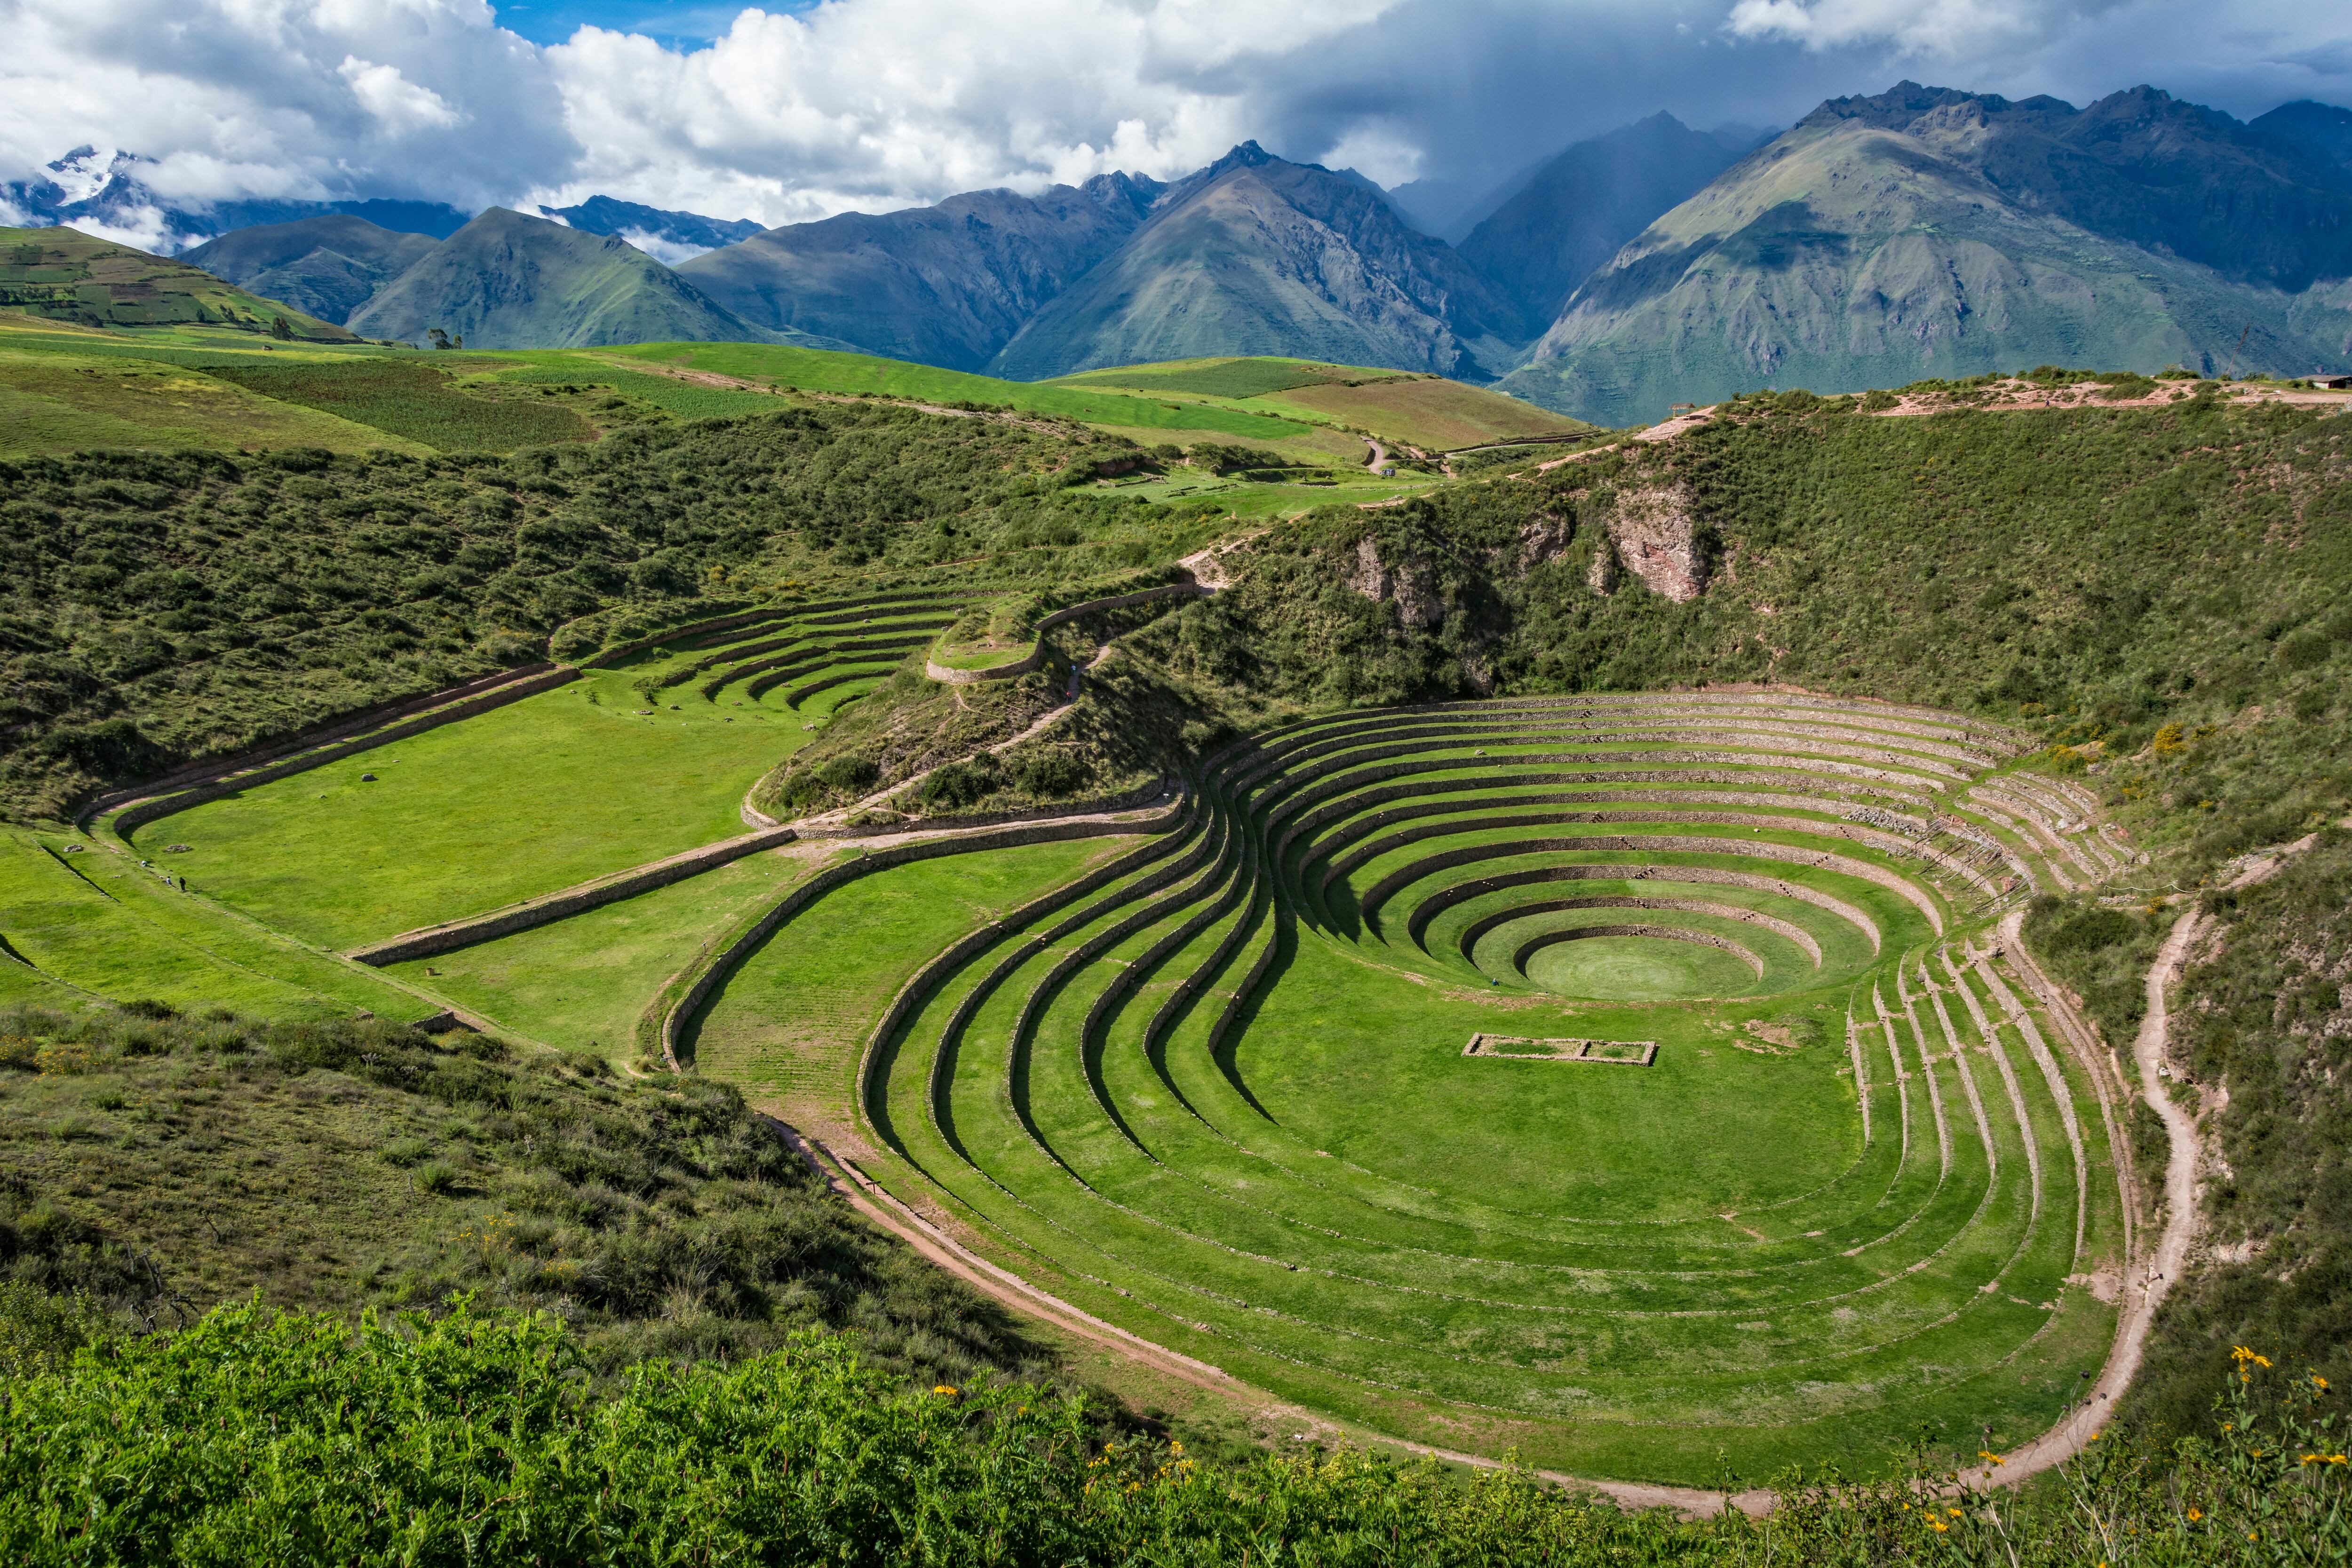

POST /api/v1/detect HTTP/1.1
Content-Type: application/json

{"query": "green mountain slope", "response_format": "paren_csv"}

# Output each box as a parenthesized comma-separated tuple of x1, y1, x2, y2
(990, 144, 1518, 381)
(679, 176, 1160, 372)
(0, 226, 353, 341)
(1502, 85, 2352, 425)
(182, 215, 439, 326)
(343, 208, 785, 351)
(1459, 113, 1760, 329)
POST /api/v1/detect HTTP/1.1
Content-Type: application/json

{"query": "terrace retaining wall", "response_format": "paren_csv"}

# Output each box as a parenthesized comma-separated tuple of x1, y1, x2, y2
(925, 584, 1207, 684)
(113, 667, 581, 836)
(77, 662, 557, 827)
(667, 797, 1186, 1068)
(349, 820, 804, 965)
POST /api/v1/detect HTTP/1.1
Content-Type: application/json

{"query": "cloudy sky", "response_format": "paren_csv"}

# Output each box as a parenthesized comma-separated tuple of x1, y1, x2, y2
(4, 0, 2350, 237)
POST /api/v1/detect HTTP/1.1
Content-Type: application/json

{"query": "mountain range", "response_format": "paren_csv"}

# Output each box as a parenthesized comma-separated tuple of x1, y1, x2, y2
(1500, 85, 2352, 423)
(14, 85, 2352, 421)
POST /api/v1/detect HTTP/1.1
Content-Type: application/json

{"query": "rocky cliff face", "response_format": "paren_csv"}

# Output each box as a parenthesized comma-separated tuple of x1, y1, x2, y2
(1605, 485, 1708, 602)
(1348, 533, 1446, 629)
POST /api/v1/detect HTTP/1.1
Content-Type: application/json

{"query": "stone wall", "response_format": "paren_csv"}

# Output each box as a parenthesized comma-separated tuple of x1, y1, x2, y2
(665, 799, 1186, 1067)
(349, 822, 802, 966)
(78, 663, 556, 827)
(113, 667, 580, 836)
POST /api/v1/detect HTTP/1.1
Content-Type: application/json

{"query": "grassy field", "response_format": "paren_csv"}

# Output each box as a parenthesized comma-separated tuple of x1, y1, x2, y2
(120, 668, 806, 950)
(0, 348, 425, 457)
(592, 342, 1316, 441)
(381, 850, 803, 1055)
(0, 828, 434, 1020)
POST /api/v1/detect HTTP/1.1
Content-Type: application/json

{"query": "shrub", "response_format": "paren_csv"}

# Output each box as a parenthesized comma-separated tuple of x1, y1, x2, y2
(815, 754, 878, 795)
(2279, 629, 2331, 670)
(1013, 748, 1086, 798)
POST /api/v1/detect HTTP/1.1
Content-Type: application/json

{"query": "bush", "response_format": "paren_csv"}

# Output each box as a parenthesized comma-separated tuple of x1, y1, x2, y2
(815, 754, 878, 795)
(917, 754, 1003, 812)
(1, 1304, 2345, 1564)
(1013, 748, 1086, 798)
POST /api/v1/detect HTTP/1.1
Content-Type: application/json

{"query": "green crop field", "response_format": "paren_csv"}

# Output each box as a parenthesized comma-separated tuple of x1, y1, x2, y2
(194, 358, 598, 451)
(0, 348, 427, 457)
(596, 342, 1317, 442)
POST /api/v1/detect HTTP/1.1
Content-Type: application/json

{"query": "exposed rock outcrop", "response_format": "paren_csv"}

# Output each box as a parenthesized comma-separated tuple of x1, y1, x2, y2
(1607, 485, 1709, 601)
(1517, 510, 1576, 572)
(1349, 535, 1444, 628)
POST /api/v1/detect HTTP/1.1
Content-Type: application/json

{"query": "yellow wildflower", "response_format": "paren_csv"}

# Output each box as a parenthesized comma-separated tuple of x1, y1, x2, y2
(1979, 1450, 2003, 1465)
(2187, 1509, 2201, 1521)
(1947, 1507, 1963, 1517)
(2318, 1376, 2331, 1391)
(1931, 1521, 1949, 1533)
(932, 1384, 958, 1396)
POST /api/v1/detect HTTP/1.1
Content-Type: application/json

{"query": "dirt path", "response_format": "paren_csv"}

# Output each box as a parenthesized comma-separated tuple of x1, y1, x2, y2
(781, 1121, 1769, 1517)
(1950, 907, 2197, 1489)
(771, 898, 2222, 1518)
(780, 1123, 1238, 1390)
(1176, 528, 1265, 589)
(1364, 438, 1388, 473)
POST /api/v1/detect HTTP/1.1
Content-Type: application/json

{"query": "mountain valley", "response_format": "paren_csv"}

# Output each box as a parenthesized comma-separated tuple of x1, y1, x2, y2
(7, 58, 2352, 1564)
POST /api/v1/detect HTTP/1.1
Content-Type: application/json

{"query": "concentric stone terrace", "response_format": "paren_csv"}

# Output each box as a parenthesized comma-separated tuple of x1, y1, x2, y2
(786, 692, 2127, 1482)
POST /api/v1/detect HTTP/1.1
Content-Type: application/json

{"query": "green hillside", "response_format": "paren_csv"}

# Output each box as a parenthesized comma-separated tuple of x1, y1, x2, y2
(1504, 88, 2352, 425)
(0, 225, 352, 341)
(180, 214, 440, 325)
(343, 208, 786, 350)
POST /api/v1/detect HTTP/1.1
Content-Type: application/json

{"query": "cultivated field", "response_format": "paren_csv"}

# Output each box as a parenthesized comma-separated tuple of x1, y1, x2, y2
(1058, 356, 1595, 452)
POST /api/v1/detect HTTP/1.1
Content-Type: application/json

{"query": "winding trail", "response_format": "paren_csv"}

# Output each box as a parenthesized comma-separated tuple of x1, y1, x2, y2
(1971, 835, 2317, 1488)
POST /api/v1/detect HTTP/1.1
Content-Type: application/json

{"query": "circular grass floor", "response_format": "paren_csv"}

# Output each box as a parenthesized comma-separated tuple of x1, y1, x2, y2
(1519, 930, 1760, 1000)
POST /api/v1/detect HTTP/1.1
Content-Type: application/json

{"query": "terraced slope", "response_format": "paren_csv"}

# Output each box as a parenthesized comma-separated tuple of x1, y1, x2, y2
(80, 589, 973, 982)
(699, 691, 2133, 1483)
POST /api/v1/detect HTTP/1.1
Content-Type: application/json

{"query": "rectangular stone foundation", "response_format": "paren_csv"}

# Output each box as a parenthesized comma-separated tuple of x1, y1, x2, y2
(1462, 1034, 1657, 1065)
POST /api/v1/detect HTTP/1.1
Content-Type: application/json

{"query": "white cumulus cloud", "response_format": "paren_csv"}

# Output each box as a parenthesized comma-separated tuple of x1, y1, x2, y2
(1724, 0, 2119, 60)
(0, 0, 2344, 244)
(532, 0, 1403, 224)
(338, 56, 467, 133)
